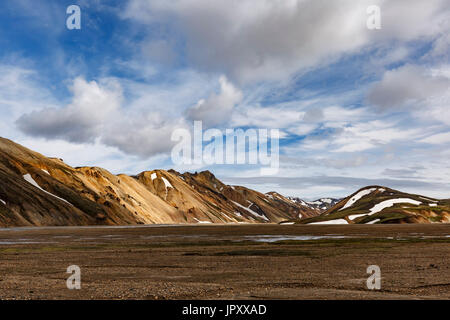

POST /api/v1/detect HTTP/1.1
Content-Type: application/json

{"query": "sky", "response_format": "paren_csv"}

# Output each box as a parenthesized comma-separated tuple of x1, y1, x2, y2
(0, 0, 449, 200)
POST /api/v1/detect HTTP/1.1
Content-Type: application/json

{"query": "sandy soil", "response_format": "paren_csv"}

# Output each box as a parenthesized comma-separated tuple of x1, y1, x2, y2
(0, 224, 449, 300)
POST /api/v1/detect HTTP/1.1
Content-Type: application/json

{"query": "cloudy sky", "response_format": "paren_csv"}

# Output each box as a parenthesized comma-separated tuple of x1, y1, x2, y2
(0, 0, 449, 199)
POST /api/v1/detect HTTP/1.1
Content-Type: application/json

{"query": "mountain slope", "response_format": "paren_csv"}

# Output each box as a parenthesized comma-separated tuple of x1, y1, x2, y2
(297, 186, 450, 224)
(0, 137, 318, 227)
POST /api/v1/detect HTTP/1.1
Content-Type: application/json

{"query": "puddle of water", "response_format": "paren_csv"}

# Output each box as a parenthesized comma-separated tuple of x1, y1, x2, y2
(242, 235, 348, 243)
(73, 237, 100, 241)
(0, 241, 55, 245)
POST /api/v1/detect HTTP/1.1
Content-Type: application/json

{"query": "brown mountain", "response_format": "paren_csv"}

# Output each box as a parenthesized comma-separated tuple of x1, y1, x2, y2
(0, 137, 318, 227)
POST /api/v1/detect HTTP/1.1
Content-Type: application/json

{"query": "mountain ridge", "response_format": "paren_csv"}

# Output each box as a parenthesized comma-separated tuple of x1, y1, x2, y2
(1, 137, 448, 227)
(0, 137, 318, 227)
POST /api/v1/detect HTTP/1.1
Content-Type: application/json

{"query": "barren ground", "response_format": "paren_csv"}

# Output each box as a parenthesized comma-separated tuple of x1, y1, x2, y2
(0, 224, 449, 300)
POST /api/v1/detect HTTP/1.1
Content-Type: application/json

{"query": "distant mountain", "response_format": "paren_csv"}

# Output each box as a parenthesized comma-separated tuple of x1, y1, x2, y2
(296, 186, 450, 224)
(0, 137, 318, 227)
(288, 197, 341, 213)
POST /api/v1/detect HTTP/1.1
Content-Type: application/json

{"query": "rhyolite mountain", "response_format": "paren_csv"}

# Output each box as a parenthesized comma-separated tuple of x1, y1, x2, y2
(0, 137, 319, 227)
(1, 137, 448, 227)
(295, 186, 450, 225)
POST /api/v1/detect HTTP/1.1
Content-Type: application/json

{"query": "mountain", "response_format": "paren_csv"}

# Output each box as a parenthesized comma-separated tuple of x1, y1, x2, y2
(296, 186, 450, 224)
(0, 137, 318, 227)
(287, 197, 341, 213)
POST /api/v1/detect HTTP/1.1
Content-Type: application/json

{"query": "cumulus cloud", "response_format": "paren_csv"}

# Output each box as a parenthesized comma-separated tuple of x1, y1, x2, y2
(15, 76, 191, 158)
(123, 0, 449, 83)
(17, 77, 122, 143)
(185, 76, 242, 127)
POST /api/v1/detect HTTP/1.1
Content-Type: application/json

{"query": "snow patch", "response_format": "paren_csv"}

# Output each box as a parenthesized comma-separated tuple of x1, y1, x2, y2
(308, 219, 348, 225)
(220, 212, 234, 222)
(231, 200, 269, 221)
(41, 169, 50, 175)
(151, 172, 157, 180)
(161, 177, 173, 189)
(366, 219, 380, 224)
(368, 198, 422, 215)
(429, 204, 438, 207)
(348, 214, 367, 220)
(193, 218, 212, 224)
(244, 235, 348, 242)
(23, 174, 72, 205)
(0, 199, 5, 205)
(340, 188, 377, 211)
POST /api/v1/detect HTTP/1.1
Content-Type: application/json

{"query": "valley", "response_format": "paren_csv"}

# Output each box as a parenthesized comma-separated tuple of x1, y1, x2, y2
(0, 224, 449, 300)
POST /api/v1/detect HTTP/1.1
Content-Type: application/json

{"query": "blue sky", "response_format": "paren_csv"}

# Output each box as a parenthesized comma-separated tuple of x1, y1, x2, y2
(0, 0, 449, 199)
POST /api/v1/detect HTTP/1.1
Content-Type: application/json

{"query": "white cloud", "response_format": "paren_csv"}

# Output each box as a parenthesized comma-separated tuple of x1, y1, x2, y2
(3, 1, 450, 200)
(15, 75, 198, 158)
(367, 64, 450, 110)
(14, 66, 232, 159)
(123, 0, 449, 83)
(17, 77, 123, 143)
(186, 76, 243, 127)
(420, 132, 450, 145)
(332, 120, 428, 153)
(321, 106, 367, 123)
(102, 114, 187, 158)
(231, 105, 304, 129)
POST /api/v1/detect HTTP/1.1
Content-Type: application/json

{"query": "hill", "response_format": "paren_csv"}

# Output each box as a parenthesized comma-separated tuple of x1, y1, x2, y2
(297, 186, 450, 224)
